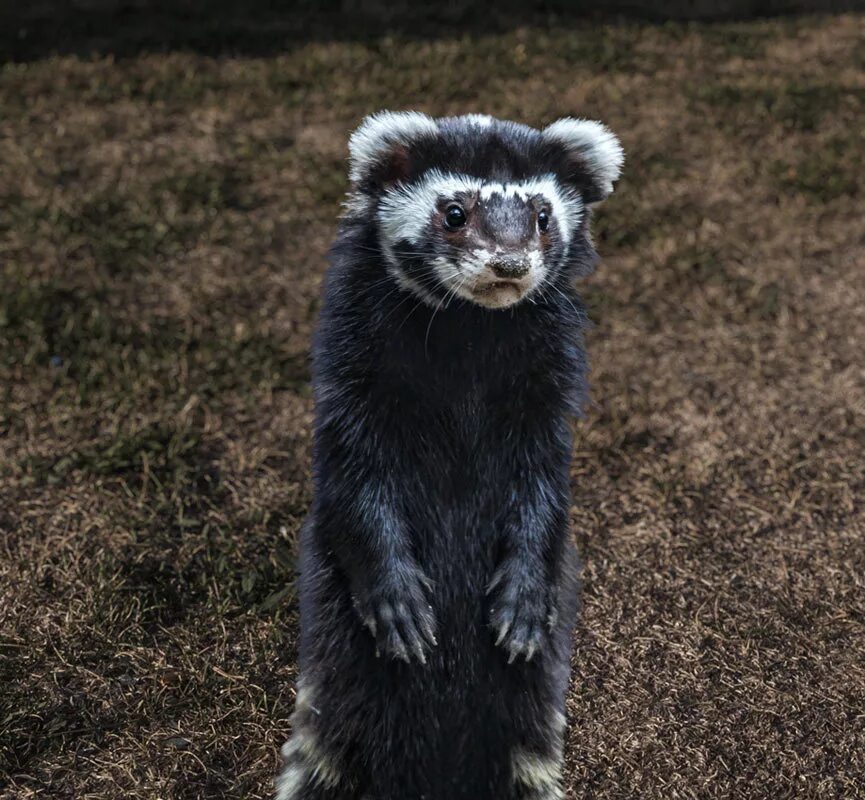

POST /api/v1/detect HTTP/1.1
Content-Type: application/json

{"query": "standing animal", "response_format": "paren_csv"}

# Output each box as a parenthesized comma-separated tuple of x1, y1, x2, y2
(276, 111, 623, 800)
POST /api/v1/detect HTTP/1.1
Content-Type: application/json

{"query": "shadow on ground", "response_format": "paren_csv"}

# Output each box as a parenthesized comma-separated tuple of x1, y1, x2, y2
(3, 0, 865, 61)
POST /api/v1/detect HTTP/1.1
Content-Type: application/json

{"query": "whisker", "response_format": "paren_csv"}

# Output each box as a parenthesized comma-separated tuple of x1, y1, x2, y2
(547, 280, 585, 322)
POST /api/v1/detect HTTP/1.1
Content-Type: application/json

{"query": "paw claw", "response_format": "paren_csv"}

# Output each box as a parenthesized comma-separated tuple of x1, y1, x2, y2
(419, 611, 438, 648)
(353, 565, 438, 665)
(411, 639, 427, 665)
(494, 617, 512, 647)
(487, 561, 556, 665)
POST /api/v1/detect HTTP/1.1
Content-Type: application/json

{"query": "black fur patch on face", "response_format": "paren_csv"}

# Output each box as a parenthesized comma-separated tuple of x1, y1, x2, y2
(404, 118, 563, 187)
(476, 192, 538, 249)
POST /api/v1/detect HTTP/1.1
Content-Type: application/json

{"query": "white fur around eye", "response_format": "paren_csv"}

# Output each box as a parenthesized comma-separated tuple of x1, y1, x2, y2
(374, 169, 583, 308)
(543, 118, 624, 200)
(377, 170, 582, 251)
(377, 169, 479, 248)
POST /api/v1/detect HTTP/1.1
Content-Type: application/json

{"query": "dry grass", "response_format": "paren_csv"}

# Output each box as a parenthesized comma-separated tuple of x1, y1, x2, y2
(2, 9, 865, 799)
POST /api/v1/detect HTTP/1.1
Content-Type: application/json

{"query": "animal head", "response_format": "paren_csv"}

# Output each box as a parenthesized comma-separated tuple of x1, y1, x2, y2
(345, 111, 623, 310)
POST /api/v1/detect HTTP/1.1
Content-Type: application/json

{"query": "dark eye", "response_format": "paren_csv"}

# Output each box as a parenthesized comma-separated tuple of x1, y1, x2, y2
(444, 204, 467, 229)
(537, 209, 550, 232)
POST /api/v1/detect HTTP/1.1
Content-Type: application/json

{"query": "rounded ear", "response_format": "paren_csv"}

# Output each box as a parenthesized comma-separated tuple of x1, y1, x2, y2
(543, 118, 624, 203)
(348, 111, 438, 191)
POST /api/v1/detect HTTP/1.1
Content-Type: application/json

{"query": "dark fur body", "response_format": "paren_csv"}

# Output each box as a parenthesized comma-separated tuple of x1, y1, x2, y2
(286, 219, 592, 799)
(274, 111, 624, 800)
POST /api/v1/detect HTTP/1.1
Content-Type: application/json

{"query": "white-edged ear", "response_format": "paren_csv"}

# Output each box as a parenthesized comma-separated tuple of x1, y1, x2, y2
(543, 118, 624, 202)
(348, 111, 439, 188)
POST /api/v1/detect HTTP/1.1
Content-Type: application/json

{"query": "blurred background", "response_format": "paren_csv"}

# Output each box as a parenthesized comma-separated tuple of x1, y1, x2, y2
(2, 2, 864, 798)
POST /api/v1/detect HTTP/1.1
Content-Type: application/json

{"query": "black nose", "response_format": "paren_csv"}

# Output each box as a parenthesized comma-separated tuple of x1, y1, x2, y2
(489, 258, 529, 279)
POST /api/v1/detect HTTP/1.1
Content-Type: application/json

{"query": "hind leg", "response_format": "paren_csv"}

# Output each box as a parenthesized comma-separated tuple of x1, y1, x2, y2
(507, 693, 568, 800)
(506, 544, 580, 800)
(275, 679, 360, 800)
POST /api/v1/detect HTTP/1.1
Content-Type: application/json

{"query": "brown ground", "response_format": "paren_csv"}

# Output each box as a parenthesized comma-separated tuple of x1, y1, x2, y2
(2, 9, 865, 800)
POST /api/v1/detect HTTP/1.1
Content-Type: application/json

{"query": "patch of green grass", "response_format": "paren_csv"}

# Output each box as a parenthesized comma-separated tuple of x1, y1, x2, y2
(527, 26, 648, 73)
(593, 203, 645, 249)
(288, 155, 347, 209)
(10, 194, 188, 275)
(22, 421, 209, 484)
(5, 161, 257, 273)
(0, 275, 309, 407)
(694, 81, 865, 133)
(0, 59, 196, 113)
(771, 136, 862, 202)
(0, 279, 118, 371)
(78, 60, 240, 108)
(269, 23, 651, 118)
(582, 285, 618, 325)
(62, 193, 191, 269)
(754, 281, 782, 321)
(195, 525, 298, 613)
(593, 190, 702, 251)
(625, 148, 688, 183)
(17, 418, 299, 625)
(696, 22, 772, 60)
(100, 425, 200, 482)
(666, 242, 726, 281)
(152, 163, 255, 213)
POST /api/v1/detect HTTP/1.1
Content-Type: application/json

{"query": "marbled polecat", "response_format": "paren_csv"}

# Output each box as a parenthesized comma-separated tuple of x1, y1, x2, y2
(276, 111, 623, 800)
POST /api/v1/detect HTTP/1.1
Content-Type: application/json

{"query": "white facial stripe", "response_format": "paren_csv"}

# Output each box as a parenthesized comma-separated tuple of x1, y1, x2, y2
(377, 170, 582, 248)
(376, 169, 582, 310)
(452, 249, 493, 285)
(431, 255, 461, 282)
(377, 168, 481, 247)
(527, 250, 544, 271)
(376, 170, 480, 306)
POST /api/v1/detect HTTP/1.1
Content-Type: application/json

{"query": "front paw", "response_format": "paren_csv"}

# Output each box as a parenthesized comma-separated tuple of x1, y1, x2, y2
(352, 564, 437, 665)
(487, 561, 556, 664)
